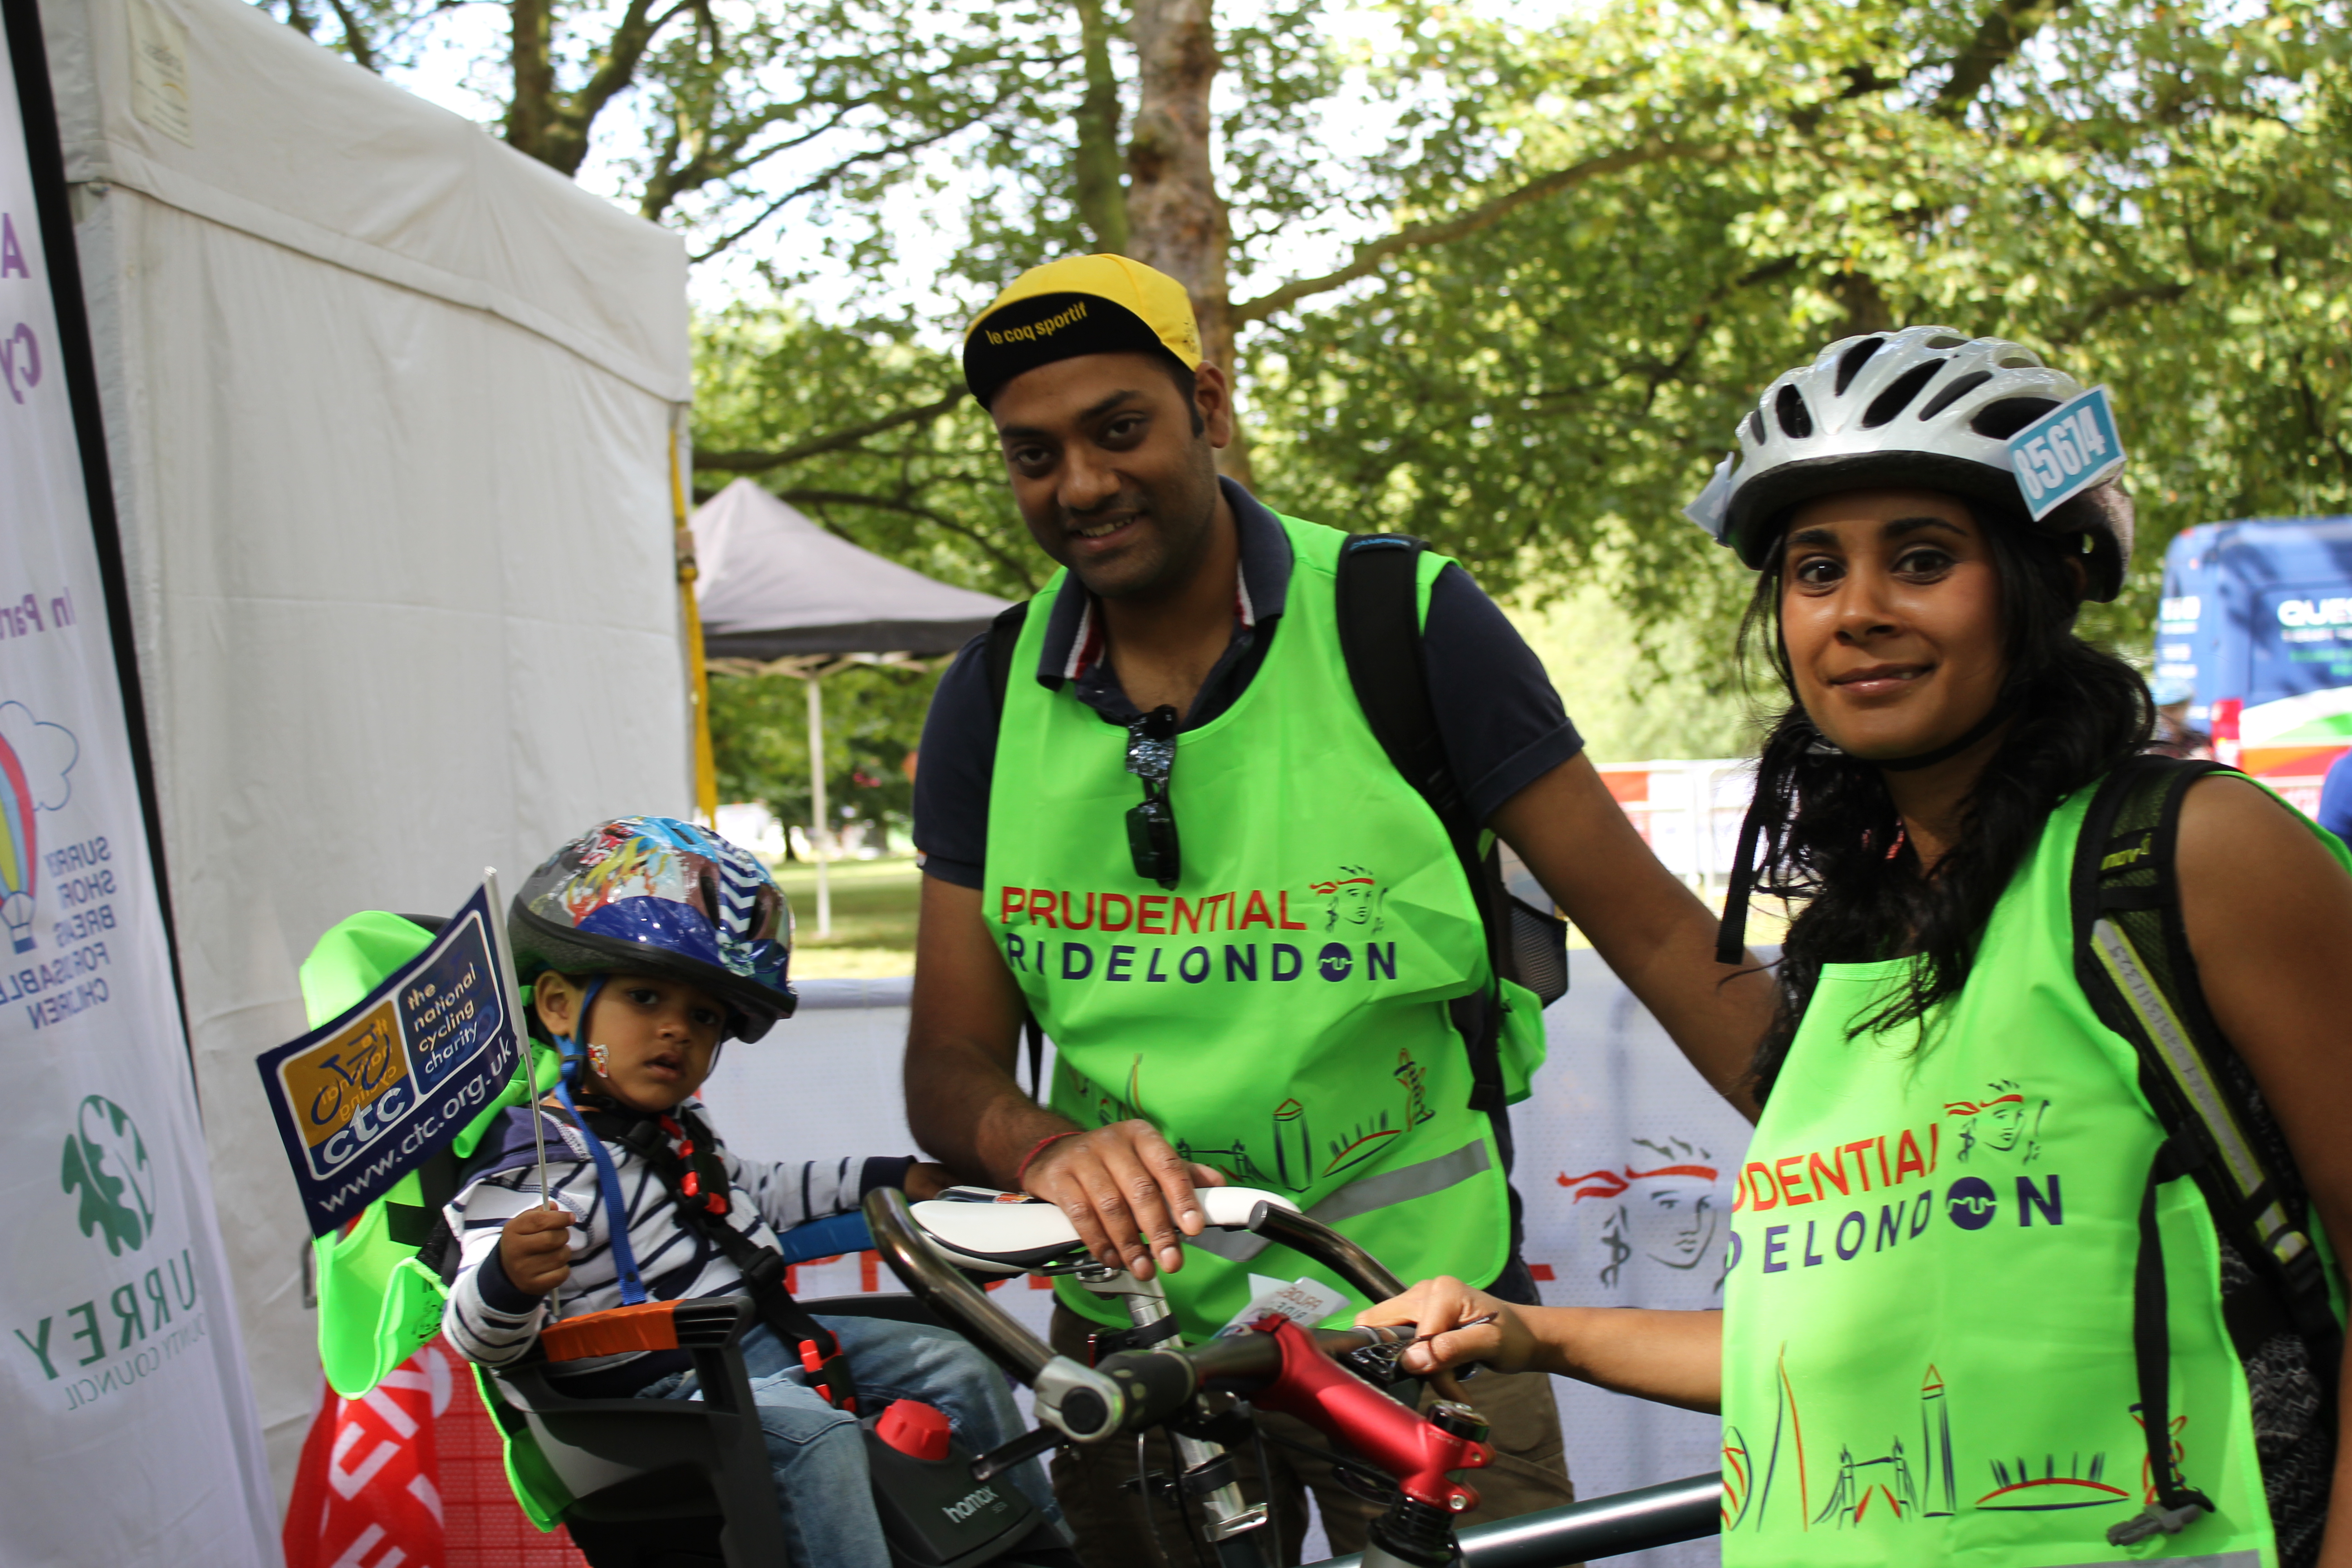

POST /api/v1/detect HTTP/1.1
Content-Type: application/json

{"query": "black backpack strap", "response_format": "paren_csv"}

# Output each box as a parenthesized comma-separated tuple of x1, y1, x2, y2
(981, 600, 1051, 1104)
(1335, 534, 1512, 1112)
(584, 1105, 861, 1412)
(982, 601, 1029, 720)
(2073, 757, 2344, 1540)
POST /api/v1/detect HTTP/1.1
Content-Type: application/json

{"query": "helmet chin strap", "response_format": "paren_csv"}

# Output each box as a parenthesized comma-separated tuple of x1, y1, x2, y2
(548, 975, 652, 1305)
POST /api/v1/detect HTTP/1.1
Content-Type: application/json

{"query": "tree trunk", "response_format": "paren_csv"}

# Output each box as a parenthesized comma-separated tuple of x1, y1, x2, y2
(507, 0, 557, 162)
(1125, 0, 1250, 482)
(1072, 0, 1129, 254)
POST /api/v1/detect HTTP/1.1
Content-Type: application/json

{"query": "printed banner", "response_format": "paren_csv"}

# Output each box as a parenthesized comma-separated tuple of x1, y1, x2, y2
(0, 4, 277, 1561)
(256, 883, 522, 1235)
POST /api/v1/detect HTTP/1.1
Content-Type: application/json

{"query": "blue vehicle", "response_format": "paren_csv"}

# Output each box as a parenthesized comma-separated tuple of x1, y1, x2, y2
(2156, 516, 2352, 815)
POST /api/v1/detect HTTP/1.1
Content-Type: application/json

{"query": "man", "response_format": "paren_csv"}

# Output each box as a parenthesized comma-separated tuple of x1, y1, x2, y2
(906, 255, 1772, 1563)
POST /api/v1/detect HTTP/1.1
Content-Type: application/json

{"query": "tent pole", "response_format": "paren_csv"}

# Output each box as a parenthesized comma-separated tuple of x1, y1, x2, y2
(807, 671, 831, 937)
(672, 418, 719, 826)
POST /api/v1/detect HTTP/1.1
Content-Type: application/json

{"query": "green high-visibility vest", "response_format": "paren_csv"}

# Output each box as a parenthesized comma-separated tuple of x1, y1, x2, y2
(1720, 779, 2345, 1567)
(985, 512, 1540, 1339)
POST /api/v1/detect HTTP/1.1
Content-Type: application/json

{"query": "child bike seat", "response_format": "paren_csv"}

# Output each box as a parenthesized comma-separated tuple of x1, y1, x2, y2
(910, 1186, 1298, 1274)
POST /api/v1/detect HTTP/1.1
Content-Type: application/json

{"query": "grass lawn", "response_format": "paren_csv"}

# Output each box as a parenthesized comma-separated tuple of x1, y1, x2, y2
(772, 855, 923, 978)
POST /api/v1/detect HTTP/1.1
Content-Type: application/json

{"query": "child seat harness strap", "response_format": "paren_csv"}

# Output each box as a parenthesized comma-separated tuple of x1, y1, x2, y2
(2070, 755, 2342, 1544)
(563, 1098, 858, 1412)
(550, 980, 651, 1308)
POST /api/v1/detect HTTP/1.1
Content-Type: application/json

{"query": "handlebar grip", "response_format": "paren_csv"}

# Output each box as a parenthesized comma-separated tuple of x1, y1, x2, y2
(1093, 1347, 1199, 1431)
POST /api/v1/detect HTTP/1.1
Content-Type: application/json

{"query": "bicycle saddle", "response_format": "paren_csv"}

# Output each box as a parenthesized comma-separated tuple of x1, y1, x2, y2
(910, 1186, 1299, 1274)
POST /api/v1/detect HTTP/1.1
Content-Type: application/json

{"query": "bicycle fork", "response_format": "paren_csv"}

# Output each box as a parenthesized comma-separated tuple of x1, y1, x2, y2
(1075, 1264, 1273, 1566)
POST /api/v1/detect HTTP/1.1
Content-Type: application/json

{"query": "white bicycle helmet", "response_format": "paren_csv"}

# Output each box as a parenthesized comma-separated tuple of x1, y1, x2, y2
(1686, 326, 2133, 600)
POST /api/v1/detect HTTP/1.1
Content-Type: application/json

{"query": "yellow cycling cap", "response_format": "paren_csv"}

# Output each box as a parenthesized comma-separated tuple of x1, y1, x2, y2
(962, 254, 1203, 406)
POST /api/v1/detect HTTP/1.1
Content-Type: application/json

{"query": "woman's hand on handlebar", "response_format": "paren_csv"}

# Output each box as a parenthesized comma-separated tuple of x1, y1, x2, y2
(1356, 1276, 1540, 1396)
(1024, 1119, 1227, 1279)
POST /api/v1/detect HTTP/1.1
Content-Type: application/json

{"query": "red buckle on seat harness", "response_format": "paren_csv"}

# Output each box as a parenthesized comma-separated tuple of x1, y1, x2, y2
(799, 1339, 857, 1411)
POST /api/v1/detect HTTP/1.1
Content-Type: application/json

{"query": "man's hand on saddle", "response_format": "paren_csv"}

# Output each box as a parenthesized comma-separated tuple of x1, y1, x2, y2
(1357, 1275, 1540, 1399)
(1021, 1118, 1227, 1279)
(500, 1205, 576, 1298)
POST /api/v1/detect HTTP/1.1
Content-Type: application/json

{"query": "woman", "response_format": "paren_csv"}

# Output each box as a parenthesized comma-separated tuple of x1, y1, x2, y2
(1366, 328, 2352, 1568)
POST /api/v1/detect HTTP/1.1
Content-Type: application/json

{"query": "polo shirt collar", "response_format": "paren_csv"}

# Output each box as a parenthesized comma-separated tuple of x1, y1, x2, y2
(1035, 477, 1292, 686)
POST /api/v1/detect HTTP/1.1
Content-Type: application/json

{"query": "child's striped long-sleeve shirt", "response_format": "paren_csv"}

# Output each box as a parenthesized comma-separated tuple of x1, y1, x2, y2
(440, 1100, 913, 1390)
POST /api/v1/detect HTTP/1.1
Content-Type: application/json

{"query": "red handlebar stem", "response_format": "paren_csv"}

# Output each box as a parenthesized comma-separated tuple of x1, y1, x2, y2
(1241, 1317, 1491, 1511)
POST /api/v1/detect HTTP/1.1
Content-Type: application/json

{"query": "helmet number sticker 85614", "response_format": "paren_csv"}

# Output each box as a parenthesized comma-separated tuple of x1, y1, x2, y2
(2008, 386, 2125, 521)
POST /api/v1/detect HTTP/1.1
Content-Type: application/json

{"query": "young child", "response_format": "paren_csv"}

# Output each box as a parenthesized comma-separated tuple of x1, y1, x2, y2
(441, 817, 1054, 1568)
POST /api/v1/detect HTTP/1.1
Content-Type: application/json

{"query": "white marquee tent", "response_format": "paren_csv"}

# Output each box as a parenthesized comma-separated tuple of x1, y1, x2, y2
(39, 0, 696, 1523)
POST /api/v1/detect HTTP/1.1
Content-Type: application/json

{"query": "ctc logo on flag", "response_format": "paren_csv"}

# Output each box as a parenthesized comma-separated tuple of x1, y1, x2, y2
(277, 1004, 414, 1179)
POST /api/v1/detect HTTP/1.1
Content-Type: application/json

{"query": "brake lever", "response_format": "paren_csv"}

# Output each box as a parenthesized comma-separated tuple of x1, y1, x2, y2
(1340, 1316, 1498, 1387)
(970, 1424, 1063, 1484)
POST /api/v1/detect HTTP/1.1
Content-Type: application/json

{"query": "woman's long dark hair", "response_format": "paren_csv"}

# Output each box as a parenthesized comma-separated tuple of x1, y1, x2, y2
(1740, 504, 2153, 1104)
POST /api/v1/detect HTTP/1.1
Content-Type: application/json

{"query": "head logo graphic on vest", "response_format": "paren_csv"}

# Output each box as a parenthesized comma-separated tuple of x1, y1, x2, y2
(1311, 866, 1383, 934)
(1946, 1078, 2051, 1163)
(60, 1094, 157, 1255)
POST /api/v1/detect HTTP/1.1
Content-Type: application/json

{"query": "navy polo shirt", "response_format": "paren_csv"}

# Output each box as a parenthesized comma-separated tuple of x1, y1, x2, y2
(914, 479, 1584, 889)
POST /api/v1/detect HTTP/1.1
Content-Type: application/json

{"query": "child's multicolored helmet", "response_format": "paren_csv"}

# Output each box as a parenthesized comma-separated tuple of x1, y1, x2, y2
(509, 817, 795, 1040)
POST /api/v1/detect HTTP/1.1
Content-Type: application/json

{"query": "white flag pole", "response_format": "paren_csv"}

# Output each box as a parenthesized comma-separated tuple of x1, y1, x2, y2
(483, 868, 554, 1211)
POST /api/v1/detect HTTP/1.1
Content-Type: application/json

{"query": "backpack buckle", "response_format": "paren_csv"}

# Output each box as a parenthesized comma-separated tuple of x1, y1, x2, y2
(2106, 1495, 2211, 1546)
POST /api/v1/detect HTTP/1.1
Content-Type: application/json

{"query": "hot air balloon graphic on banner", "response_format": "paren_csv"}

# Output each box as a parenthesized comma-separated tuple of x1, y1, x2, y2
(0, 729, 39, 952)
(0, 702, 82, 956)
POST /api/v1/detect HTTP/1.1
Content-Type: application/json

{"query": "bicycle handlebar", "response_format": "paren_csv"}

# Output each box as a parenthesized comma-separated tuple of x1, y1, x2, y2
(862, 1191, 1726, 1564)
(1243, 1200, 1406, 1302)
(862, 1188, 1422, 1450)
(863, 1187, 1054, 1384)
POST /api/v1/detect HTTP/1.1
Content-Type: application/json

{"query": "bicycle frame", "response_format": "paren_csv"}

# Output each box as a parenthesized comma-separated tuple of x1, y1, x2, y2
(864, 1189, 1721, 1568)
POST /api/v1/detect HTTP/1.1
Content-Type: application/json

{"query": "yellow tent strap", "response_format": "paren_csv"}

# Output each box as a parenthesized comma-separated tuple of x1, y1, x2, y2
(673, 413, 720, 825)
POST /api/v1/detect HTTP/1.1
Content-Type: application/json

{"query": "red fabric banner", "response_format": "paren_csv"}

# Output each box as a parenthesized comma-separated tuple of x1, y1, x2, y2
(284, 1339, 587, 1568)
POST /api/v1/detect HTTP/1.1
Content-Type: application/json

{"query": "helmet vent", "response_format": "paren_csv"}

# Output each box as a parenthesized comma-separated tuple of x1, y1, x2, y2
(1746, 409, 1767, 445)
(1860, 361, 1945, 428)
(1997, 352, 2038, 369)
(1833, 337, 1885, 396)
(1970, 396, 2058, 440)
(1916, 369, 1994, 422)
(1774, 384, 1814, 439)
(1925, 334, 1967, 350)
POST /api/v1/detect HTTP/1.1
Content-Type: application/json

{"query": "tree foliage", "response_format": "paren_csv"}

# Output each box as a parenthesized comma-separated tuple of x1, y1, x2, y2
(261, 0, 2352, 763)
(1247, 0, 2352, 657)
(708, 663, 936, 848)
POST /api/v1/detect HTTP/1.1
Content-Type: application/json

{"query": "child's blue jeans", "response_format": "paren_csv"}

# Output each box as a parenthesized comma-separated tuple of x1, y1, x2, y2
(635, 1314, 1058, 1568)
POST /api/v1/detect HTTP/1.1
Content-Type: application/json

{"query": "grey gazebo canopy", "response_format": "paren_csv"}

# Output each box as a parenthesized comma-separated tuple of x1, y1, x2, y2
(688, 478, 1012, 936)
(690, 478, 1009, 660)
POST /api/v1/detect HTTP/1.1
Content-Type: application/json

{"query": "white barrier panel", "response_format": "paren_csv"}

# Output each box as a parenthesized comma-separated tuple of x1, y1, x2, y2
(1592, 761, 1756, 894)
(703, 952, 1755, 1567)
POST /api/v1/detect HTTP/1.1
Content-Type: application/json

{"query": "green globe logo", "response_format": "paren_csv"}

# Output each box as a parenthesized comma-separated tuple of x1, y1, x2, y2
(60, 1095, 157, 1255)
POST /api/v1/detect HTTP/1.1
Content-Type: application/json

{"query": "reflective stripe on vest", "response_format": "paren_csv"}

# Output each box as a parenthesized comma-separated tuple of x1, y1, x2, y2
(984, 513, 1510, 1338)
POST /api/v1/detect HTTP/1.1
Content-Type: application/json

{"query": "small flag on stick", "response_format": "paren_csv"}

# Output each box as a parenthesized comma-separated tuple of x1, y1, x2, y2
(257, 883, 524, 1236)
